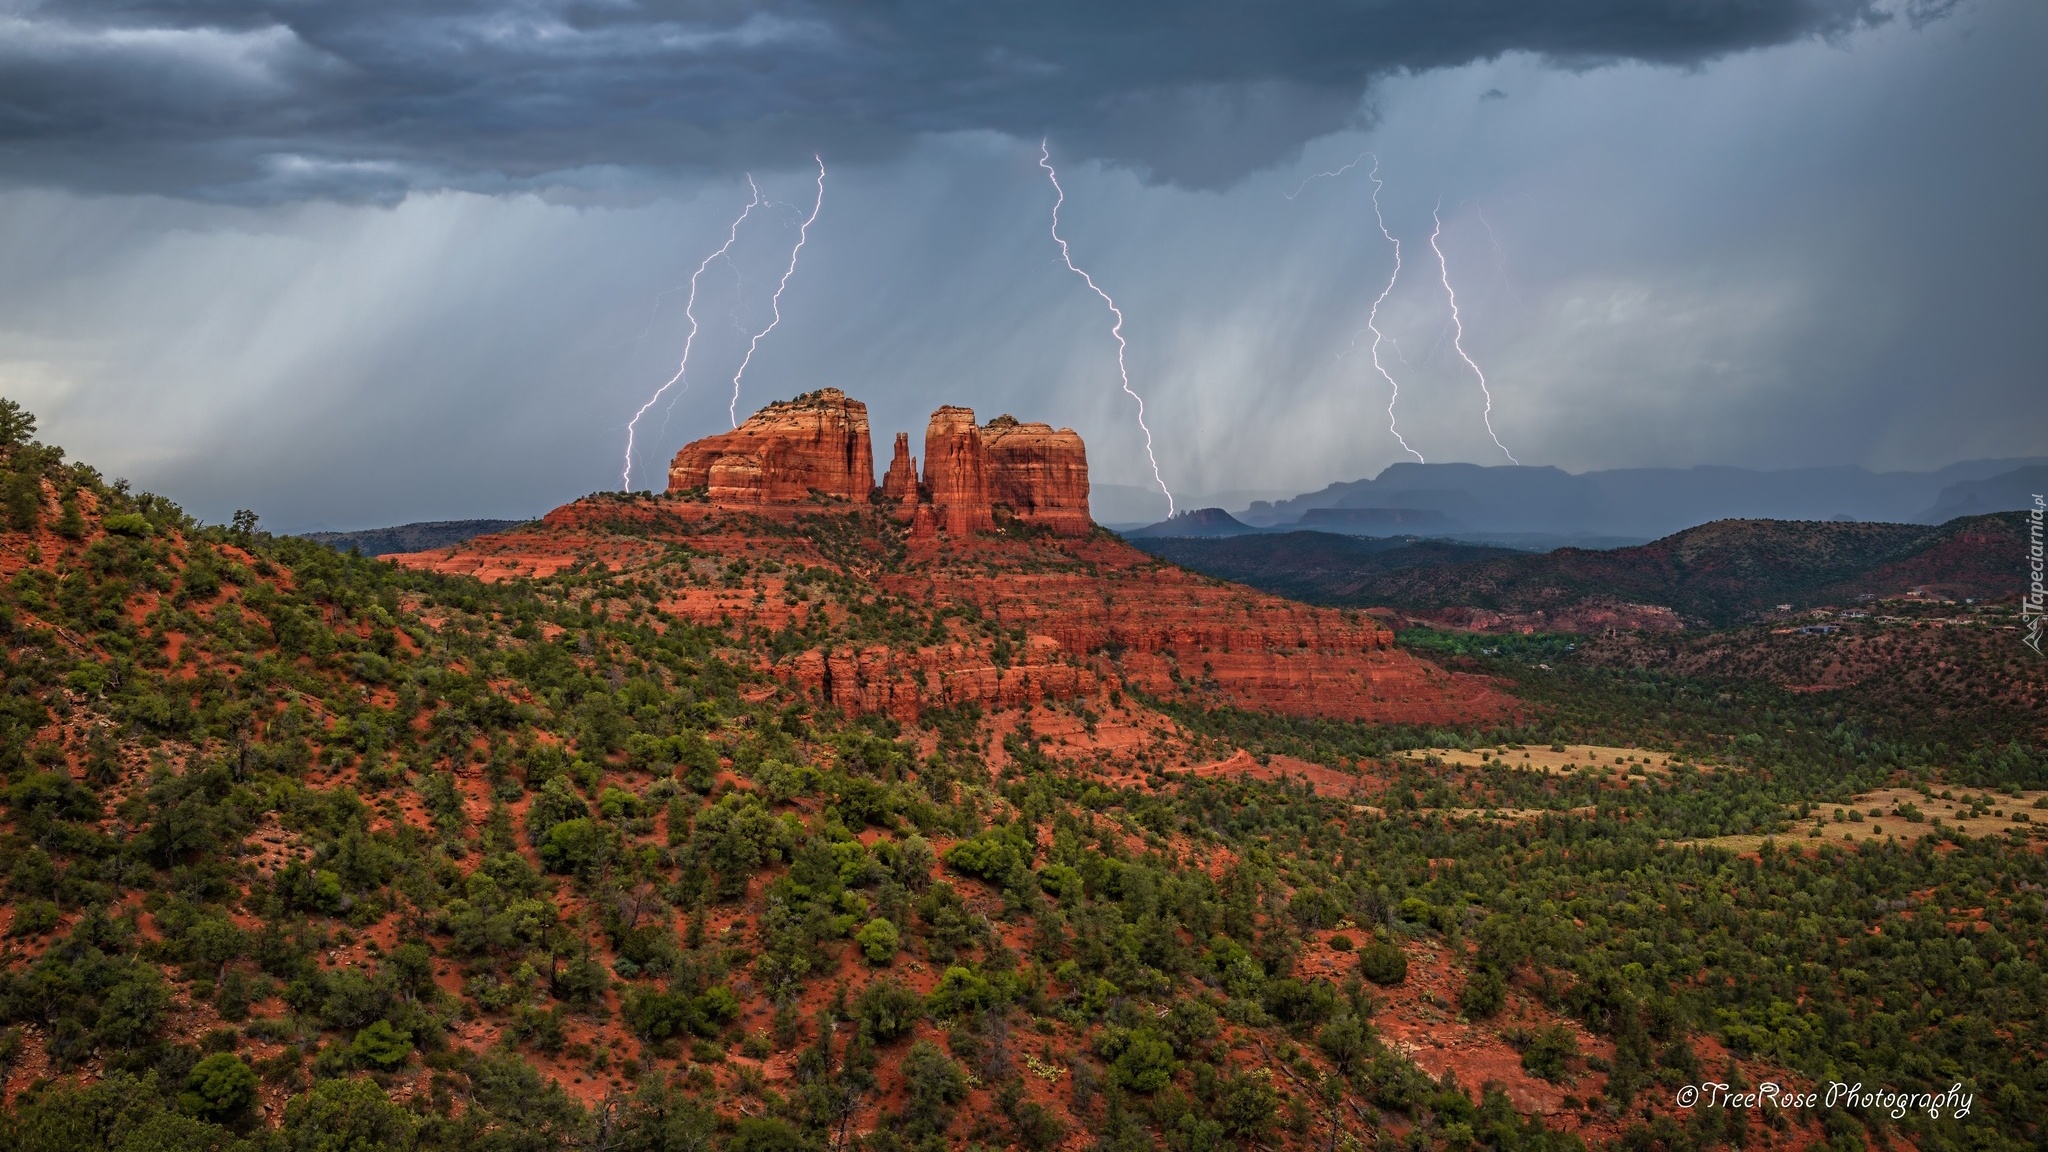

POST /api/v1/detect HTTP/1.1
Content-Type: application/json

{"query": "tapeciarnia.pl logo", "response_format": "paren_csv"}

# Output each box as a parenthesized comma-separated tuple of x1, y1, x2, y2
(2026, 494, 2044, 655)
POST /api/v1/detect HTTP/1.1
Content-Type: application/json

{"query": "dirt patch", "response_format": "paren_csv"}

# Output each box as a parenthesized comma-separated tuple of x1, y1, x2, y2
(1399, 743, 1699, 777)
(1699, 786, 2048, 851)
(1173, 749, 1374, 799)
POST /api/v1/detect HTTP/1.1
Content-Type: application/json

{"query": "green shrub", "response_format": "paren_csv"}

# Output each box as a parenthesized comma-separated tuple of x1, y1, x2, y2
(853, 978, 924, 1042)
(280, 1076, 420, 1150)
(925, 966, 1000, 1017)
(350, 1019, 414, 1068)
(1358, 940, 1408, 986)
(1460, 966, 1506, 1019)
(900, 1039, 969, 1134)
(1213, 1071, 1280, 1141)
(1099, 1027, 1177, 1093)
(1520, 1024, 1580, 1083)
(942, 825, 1032, 889)
(1261, 977, 1341, 1025)
(598, 786, 642, 820)
(1318, 1011, 1371, 1073)
(538, 817, 616, 877)
(855, 917, 899, 964)
(7, 899, 60, 937)
(726, 1117, 805, 1152)
(180, 1052, 258, 1121)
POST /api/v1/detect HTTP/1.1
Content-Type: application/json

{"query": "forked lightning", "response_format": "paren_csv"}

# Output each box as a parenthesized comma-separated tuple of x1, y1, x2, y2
(1040, 139, 1175, 517)
(621, 177, 763, 491)
(729, 155, 826, 427)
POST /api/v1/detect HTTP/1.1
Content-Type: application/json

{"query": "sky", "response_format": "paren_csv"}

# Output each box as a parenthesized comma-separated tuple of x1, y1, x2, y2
(0, 0, 2042, 529)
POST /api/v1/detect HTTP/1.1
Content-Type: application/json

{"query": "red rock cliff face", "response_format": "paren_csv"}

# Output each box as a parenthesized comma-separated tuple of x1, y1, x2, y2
(666, 388, 873, 504)
(982, 416, 1091, 536)
(901, 407, 1093, 536)
(921, 406, 994, 535)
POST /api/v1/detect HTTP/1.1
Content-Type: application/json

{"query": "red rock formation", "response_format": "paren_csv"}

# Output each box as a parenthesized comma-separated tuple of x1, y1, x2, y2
(666, 388, 873, 505)
(880, 432, 920, 520)
(389, 491, 1515, 725)
(394, 388, 1512, 725)
(982, 415, 1091, 536)
(921, 406, 994, 535)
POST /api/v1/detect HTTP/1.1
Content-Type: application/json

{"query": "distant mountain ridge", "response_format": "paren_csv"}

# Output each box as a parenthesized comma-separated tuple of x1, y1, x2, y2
(1122, 507, 1260, 538)
(1131, 531, 1523, 603)
(300, 519, 528, 557)
(1920, 465, 2048, 522)
(1136, 512, 2029, 629)
(1241, 458, 2048, 539)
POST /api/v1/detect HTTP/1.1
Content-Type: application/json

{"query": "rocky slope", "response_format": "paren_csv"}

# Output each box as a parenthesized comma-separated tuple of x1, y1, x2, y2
(300, 518, 528, 556)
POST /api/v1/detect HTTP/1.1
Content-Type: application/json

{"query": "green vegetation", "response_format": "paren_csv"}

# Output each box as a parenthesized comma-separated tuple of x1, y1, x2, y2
(0, 402, 2040, 1152)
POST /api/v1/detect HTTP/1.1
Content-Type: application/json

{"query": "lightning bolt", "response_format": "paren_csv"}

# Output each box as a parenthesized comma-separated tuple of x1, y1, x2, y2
(1282, 151, 1370, 200)
(1039, 139, 1174, 517)
(729, 154, 825, 427)
(657, 250, 746, 442)
(1431, 201, 1517, 465)
(1365, 158, 1425, 463)
(621, 176, 763, 491)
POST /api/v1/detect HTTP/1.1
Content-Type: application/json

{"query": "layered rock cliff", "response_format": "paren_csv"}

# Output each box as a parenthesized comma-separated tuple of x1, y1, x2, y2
(982, 415, 1091, 537)
(663, 393, 1091, 537)
(665, 388, 874, 504)
(921, 406, 995, 536)
(913, 407, 1092, 537)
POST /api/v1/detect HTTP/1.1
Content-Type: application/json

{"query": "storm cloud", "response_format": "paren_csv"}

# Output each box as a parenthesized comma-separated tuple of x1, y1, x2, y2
(3, 0, 1913, 197)
(0, 0, 2039, 531)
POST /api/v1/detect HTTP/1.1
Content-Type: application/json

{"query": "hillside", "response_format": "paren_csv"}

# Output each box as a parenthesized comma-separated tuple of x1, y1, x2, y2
(1129, 532, 1521, 604)
(0, 394, 2044, 1152)
(1145, 515, 2028, 629)
(300, 519, 530, 557)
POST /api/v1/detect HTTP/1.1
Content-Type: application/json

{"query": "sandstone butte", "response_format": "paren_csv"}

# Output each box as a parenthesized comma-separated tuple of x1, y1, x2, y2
(666, 388, 873, 505)
(388, 390, 1513, 726)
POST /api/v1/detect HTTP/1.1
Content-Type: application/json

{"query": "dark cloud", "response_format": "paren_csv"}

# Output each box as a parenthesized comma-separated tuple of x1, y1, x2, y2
(0, 0, 1898, 197)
